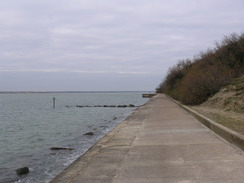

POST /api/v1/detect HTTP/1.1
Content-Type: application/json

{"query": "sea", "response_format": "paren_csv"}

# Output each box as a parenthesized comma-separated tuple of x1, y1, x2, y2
(0, 92, 149, 183)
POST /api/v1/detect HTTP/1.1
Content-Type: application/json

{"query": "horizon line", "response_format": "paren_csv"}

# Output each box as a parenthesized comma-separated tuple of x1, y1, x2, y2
(0, 90, 155, 94)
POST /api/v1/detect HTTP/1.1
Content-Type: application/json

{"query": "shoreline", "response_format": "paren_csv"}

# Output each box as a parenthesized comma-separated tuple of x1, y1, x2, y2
(49, 98, 150, 183)
(49, 94, 244, 183)
(0, 92, 147, 183)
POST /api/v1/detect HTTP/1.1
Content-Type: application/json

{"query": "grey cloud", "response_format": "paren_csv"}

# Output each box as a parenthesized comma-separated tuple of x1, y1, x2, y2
(1, 0, 244, 91)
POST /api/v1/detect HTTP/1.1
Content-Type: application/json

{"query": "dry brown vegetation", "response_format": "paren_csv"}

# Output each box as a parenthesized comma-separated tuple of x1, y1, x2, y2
(201, 75, 244, 113)
(191, 76, 244, 134)
(156, 33, 244, 105)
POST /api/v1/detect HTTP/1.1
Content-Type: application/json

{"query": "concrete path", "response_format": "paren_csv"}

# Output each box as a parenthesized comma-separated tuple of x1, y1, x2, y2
(50, 94, 244, 183)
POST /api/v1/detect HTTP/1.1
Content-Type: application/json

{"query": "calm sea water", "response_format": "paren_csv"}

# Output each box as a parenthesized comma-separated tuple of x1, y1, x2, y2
(0, 92, 148, 183)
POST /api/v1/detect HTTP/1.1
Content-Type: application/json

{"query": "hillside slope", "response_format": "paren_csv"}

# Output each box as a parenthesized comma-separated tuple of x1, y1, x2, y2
(156, 33, 244, 105)
(192, 75, 244, 134)
(201, 75, 244, 113)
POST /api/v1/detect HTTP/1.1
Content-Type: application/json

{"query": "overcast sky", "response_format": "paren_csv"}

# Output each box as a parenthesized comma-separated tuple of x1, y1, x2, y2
(1, 0, 244, 91)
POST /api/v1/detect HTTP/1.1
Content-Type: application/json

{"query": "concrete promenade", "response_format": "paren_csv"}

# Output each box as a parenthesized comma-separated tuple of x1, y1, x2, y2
(50, 94, 244, 183)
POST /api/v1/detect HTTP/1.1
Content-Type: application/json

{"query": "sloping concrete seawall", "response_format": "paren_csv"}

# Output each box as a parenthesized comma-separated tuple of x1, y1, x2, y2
(50, 94, 244, 183)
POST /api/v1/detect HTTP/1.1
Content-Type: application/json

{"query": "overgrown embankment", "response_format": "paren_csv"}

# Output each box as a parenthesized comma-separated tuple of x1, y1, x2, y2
(156, 33, 244, 134)
(156, 33, 244, 105)
(201, 75, 244, 113)
(192, 76, 244, 134)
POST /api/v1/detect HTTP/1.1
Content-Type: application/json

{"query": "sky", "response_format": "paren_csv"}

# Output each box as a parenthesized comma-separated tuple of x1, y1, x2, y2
(0, 0, 244, 91)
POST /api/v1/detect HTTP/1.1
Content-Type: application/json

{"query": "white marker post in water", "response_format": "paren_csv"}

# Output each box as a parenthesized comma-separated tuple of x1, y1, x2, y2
(53, 97, 56, 109)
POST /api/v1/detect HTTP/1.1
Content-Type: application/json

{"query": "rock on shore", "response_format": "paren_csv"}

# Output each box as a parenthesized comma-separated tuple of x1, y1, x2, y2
(16, 167, 29, 175)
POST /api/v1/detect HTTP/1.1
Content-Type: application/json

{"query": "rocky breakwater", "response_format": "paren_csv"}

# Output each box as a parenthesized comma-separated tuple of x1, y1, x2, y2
(66, 104, 136, 108)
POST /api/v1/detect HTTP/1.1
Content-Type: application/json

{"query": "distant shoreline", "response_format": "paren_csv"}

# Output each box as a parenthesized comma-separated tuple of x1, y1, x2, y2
(0, 91, 154, 94)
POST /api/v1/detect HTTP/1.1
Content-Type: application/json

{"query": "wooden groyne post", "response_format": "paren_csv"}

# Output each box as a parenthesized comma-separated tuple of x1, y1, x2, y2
(53, 97, 56, 109)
